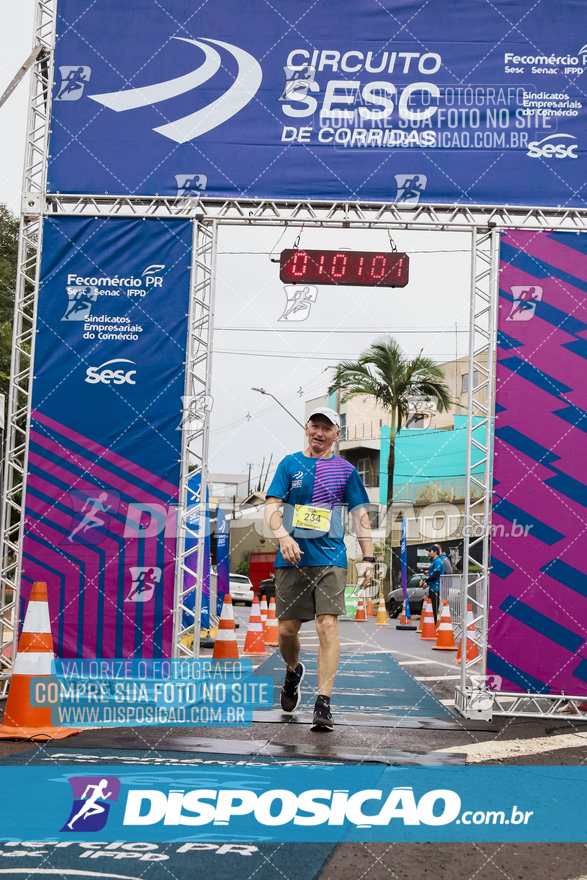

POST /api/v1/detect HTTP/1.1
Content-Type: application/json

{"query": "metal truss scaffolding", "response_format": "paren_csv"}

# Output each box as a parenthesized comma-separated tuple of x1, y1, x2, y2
(3, 0, 587, 717)
(0, 0, 55, 689)
(453, 227, 499, 722)
(174, 217, 217, 658)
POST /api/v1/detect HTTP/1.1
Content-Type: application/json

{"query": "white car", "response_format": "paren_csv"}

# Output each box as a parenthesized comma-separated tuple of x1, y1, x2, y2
(229, 574, 254, 605)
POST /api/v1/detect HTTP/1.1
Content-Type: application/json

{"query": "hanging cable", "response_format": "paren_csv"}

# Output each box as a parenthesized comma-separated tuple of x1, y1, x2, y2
(292, 222, 305, 249)
(268, 225, 288, 263)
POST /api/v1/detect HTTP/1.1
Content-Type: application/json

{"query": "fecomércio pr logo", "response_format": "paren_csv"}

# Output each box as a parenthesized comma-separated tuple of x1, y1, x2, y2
(62, 776, 121, 832)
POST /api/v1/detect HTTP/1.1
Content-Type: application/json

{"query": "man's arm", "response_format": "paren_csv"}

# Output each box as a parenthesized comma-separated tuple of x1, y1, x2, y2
(421, 559, 442, 586)
(351, 506, 374, 584)
(264, 496, 303, 565)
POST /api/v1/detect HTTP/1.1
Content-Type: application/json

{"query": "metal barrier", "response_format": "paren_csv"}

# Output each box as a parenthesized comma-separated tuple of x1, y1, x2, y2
(441, 573, 481, 639)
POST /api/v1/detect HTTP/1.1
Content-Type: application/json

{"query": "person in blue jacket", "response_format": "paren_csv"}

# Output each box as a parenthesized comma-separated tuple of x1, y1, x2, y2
(264, 407, 374, 731)
(420, 544, 444, 623)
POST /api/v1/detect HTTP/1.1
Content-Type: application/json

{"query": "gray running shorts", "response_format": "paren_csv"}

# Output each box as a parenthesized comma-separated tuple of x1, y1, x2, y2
(275, 566, 347, 621)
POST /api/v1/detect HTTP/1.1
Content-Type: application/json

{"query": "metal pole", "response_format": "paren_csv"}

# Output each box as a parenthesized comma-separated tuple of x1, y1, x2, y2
(191, 218, 218, 658)
(252, 388, 304, 427)
(460, 227, 478, 698)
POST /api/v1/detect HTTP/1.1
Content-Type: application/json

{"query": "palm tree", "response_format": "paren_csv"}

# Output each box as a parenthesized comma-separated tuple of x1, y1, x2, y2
(329, 336, 454, 586)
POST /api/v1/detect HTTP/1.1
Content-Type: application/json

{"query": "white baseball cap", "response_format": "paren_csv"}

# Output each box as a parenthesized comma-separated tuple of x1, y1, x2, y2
(307, 407, 341, 429)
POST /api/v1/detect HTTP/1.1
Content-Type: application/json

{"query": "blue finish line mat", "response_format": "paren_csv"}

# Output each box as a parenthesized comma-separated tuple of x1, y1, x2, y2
(0, 839, 336, 880)
(255, 652, 455, 718)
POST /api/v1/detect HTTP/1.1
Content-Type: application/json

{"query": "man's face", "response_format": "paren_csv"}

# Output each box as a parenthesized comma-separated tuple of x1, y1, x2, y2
(428, 549, 437, 561)
(305, 416, 340, 455)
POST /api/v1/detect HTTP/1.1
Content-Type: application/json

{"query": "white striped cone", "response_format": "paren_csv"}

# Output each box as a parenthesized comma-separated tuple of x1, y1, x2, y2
(419, 598, 437, 641)
(432, 601, 458, 651)
(243, 597, 269, 656)
(355, 590, 367, 621)
(264, 598, 278, 647)
(454, 604, 480, 663)
(212, 595, 240, 659)
(375, 594, 388, 625)
(0, 582, 81, 740)
(260, 595, 268, 631)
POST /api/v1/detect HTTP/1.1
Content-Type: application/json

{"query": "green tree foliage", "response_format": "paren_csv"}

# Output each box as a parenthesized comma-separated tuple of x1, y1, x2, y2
(0, 203, 18, 403)
(235, 552, 250, 576)
(329, 336, 454, 586)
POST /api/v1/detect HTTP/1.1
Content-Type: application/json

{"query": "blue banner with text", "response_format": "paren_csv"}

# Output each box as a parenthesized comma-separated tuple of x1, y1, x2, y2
(48, 0, 587, 207)
(0, 766, 583, 842)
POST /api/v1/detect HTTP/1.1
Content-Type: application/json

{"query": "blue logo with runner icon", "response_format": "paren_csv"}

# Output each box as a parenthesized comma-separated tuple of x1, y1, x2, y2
(174, 174, 208, 196)
(55, 66, 92, 101)
(62, 286, 98, 321)
(61, 776, 121, 832)
(394, 174, 427, 204)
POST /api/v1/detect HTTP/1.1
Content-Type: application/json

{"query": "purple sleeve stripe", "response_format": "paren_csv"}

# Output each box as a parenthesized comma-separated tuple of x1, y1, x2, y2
(311, 457, 355, 506)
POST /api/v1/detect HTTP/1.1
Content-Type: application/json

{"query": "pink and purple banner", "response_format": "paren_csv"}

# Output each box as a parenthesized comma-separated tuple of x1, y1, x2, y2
(489, 230, 587, 696)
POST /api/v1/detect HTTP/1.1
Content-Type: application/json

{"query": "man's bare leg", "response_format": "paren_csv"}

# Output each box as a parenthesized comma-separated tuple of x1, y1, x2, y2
(278, 619, 302, 672)
(316, 614, 339, 697)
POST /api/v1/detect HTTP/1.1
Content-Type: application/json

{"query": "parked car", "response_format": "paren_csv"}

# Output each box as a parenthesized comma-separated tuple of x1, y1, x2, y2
(229, 573, 254, 605)
(385, 573, 427, 618)
(258, 573, 276, 602)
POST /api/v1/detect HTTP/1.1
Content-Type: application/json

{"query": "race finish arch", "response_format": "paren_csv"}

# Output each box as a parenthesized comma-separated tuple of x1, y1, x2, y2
(1, 0, 587, 718)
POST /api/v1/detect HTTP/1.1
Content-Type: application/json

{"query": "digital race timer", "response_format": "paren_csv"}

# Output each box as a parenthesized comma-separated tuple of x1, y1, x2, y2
(279, 248, 409, 288)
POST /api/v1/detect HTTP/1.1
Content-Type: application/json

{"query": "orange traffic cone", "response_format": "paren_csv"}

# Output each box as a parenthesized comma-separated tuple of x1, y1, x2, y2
(375, 594, 388, 625)
(355, 591, 367, 621)
(0, 582, 81, 740)
(243, 597, 269, 657)
(366, 596, 375, 617)
(396, 598, 418, 631)
(264, 598, 278, 647)
(433, 601, 458, 651)
(212, 595, 240, 659)
(260, 595, 268, 632)
(454, 604, 480, 663)
(419, 598, 437, 641)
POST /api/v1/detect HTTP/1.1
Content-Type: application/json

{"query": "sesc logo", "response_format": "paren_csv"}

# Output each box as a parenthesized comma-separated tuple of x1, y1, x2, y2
(527, 133, 578, 159)
(85, 358, 137, 386)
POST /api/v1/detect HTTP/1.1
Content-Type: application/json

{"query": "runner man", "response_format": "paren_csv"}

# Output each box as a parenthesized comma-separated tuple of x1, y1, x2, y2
(264, 407, 374, 731)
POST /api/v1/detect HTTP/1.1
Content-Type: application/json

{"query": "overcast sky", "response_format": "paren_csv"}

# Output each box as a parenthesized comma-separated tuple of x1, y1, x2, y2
(0, 1, 36, 214)
(0, 3, 472, 486)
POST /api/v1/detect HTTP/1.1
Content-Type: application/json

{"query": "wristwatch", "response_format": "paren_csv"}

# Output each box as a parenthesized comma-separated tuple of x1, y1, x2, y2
(362, 556, 376, 563)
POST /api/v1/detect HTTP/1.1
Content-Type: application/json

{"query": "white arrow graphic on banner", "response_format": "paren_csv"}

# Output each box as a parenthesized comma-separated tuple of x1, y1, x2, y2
(88, 38, 221, 110)
(88, 37, 262, 143)
(154, 38, 262, 143)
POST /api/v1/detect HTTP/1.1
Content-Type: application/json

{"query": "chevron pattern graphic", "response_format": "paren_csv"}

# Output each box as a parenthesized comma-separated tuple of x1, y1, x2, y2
(489, 231, 587, 696)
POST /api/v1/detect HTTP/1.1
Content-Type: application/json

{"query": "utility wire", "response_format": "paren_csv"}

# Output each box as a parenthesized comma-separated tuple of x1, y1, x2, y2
(215, 327, 469, 334)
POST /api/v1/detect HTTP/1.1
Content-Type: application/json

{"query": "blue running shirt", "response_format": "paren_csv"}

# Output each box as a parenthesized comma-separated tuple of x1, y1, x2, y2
(266, 451, 370, 568)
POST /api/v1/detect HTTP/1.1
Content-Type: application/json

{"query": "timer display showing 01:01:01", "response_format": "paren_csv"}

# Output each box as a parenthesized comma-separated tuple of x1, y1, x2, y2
(279, 248, 409, 288)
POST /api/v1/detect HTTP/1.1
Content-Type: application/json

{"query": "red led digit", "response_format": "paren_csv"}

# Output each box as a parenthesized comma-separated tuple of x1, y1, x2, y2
(331, 253, 347, 279)
(370, 254, 386, 280)
(290, 251, 309, 277)
(280, 248, 408, 286)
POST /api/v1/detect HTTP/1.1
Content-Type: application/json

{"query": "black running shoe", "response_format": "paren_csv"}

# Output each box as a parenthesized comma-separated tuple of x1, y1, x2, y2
(280, 662, 305, 713)
(311, 695, 334, 731)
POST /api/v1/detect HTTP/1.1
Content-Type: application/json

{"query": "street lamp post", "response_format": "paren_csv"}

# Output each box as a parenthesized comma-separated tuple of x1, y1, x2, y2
(251, 388, 305, 428)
